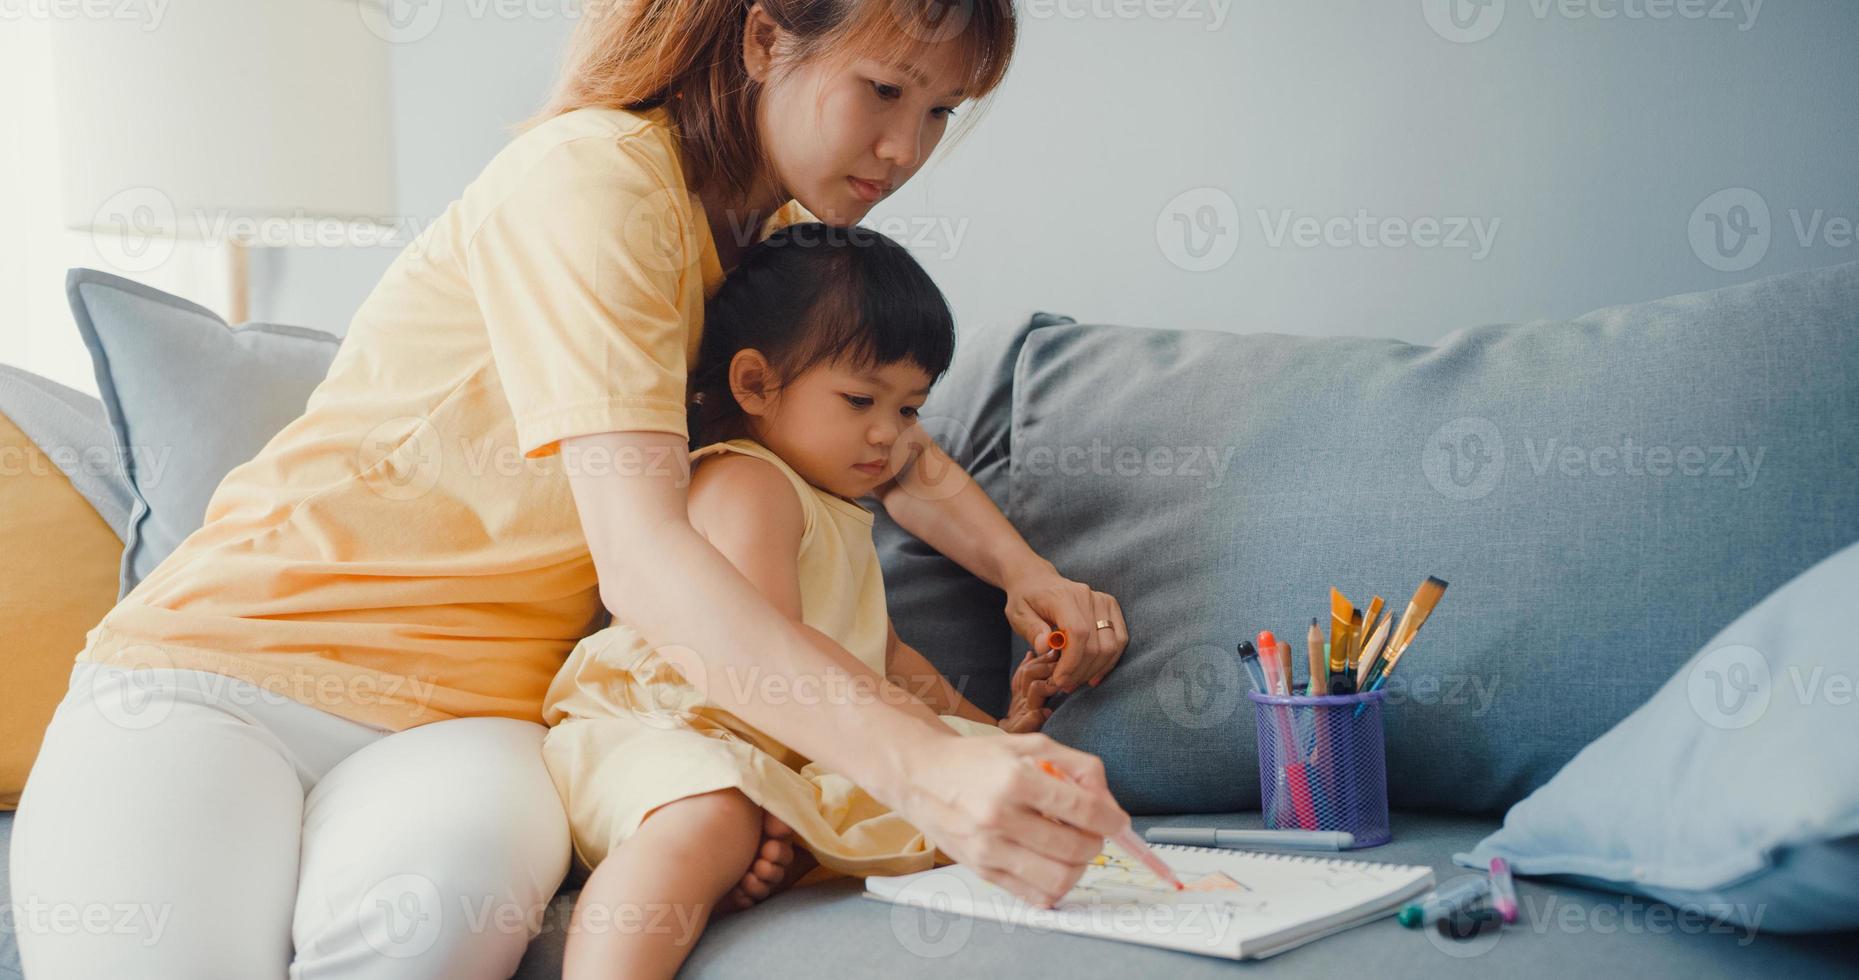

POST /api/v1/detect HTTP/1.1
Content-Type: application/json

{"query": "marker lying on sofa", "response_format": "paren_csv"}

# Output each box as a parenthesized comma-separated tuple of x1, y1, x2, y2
(1488, 857, 1518, 922)
(1398, 875, 1491, 928)
(1143, 828, 1355, 851)
(1036, 759, 1184, 890)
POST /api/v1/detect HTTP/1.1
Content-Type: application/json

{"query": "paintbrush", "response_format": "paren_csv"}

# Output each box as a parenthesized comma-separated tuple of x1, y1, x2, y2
(1368, 576, 1448, 690)
(1357, 595, 1384, 664)
(1328, 589, 1354, 690)
(1355, 610, 1394, 688)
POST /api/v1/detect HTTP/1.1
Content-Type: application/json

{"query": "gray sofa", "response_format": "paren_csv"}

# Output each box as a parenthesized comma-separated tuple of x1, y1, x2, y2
(6, 262, 1859, 978)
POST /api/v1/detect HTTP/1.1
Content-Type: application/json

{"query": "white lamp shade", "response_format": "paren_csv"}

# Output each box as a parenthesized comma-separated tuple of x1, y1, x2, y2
(52, 0, 397, 242)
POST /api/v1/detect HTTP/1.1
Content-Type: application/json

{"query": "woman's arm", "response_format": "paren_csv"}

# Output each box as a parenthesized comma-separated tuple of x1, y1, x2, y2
(873, 430, 1131, 690)
(562, 429, 1127, 908)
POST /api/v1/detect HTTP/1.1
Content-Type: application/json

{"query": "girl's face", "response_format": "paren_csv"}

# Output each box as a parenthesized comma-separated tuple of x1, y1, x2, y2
(747, 14, 972, 226)
(736, 353, 933, 501)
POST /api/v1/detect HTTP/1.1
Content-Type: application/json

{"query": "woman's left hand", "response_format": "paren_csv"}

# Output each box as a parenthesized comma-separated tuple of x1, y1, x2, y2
(1003, 563, 1129, 693)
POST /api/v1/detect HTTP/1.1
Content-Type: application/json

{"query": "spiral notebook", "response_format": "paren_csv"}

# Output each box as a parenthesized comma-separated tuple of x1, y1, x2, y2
(862, 841, 1434, 960)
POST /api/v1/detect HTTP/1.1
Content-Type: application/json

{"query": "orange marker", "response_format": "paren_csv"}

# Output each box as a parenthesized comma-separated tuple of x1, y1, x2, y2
(1046, 629, 1068, 652)
(1036, 759, 1184, 891)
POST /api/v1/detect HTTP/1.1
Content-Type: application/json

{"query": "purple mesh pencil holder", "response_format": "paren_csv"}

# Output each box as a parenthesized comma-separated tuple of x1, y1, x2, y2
(1246, 689, 1391, 848)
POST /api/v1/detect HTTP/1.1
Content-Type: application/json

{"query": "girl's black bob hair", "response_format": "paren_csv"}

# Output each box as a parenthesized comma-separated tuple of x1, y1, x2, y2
(687, 221, 956, 448)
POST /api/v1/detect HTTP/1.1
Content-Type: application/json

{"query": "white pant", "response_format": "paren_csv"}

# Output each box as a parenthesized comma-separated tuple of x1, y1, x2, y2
(9, 662, 571, 979)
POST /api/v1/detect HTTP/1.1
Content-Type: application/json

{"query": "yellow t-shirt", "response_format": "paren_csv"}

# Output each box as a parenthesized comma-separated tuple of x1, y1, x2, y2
(76, 105, 816, 732)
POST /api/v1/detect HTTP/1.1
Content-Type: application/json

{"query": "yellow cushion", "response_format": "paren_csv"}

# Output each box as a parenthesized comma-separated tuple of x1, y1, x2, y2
(0, 407, 122, 809)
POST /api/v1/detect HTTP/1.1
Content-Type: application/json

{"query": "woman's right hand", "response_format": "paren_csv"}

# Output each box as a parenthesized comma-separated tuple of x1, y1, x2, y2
(890, 729, 1129, 908)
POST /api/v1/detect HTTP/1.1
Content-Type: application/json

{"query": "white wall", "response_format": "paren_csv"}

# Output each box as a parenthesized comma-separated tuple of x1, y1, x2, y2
(249, 5, 579, 335)
(868, 0, 1859, 342)
(9, 1, 1857, 397)
(286, 0, 1859, 344)
(1, 18, 228, 395)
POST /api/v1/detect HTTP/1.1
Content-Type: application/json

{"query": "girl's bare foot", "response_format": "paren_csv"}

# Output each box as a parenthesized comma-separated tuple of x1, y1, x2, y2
(719, 812, 818, 912)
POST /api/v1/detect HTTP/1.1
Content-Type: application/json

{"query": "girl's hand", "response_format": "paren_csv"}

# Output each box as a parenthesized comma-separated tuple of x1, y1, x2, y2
(1003, 564, 1129, 693)
(1000, 648, 1059, 733)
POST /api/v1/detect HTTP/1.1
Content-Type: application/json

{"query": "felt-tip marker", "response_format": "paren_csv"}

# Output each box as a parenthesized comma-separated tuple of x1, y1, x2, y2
(1036, 759, 1185, 891)
(1398, 876, 1491, 928)
(1489, 857, 1518, 922)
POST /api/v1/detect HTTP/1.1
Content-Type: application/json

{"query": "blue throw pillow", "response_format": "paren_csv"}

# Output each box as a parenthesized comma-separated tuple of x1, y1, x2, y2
(1457, 539, 1859, 933)
(66, 269, 341, 598)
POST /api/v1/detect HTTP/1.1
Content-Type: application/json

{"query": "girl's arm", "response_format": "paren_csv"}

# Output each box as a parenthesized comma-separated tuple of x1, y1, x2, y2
(886, 618, 1060, 733)
(884, 618, 994, 724)
(873, 430, 1131, 691)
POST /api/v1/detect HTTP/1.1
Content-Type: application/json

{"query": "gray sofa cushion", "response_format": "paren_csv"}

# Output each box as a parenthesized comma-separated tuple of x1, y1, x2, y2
(874, 312, 1076, 717)
(66, 268, 341, 599)
(1009, 261, 1859, 815)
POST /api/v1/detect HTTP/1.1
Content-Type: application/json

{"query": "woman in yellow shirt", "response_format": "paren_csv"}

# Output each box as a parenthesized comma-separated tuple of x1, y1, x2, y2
(11, 3, 1132, 978)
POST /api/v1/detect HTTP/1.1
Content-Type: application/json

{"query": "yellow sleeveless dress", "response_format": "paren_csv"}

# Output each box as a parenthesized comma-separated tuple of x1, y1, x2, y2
(539, 438, 1001, 881)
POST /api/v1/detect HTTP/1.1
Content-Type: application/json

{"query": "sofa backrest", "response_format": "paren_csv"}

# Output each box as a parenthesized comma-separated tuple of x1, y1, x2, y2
(888, 261, 1859, 815)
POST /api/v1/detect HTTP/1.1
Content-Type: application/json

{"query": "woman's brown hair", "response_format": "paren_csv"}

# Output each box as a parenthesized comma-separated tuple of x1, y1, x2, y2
(519, 1, 1015, 211)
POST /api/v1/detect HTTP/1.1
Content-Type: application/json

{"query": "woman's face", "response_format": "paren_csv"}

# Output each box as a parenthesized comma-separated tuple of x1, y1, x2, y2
(748, 22, 972, 226)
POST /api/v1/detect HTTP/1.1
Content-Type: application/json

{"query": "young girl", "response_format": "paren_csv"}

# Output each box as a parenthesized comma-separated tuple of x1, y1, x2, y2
(539, 222, 1061, 978)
